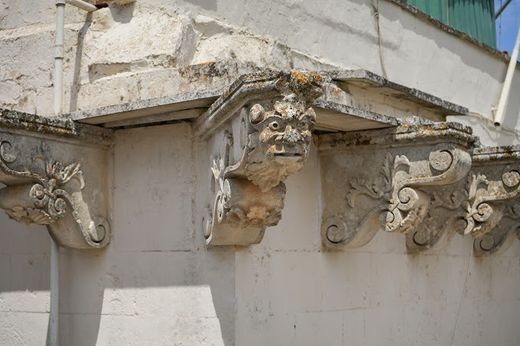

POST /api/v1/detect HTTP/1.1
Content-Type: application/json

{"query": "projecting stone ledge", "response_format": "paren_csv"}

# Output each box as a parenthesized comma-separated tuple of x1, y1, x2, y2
(0, 109, 112, 249)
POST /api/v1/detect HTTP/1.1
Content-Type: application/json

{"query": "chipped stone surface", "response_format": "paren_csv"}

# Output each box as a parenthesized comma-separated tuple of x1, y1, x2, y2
(84, 8, 197, 79)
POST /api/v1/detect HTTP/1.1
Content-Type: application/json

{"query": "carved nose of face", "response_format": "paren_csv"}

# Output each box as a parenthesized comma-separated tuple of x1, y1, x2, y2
(283, 125, 301, 144)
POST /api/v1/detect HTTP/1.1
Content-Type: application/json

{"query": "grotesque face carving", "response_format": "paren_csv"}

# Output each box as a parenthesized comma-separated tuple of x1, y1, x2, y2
(250, 94, 316, 161)
(245, 93, 316, 191)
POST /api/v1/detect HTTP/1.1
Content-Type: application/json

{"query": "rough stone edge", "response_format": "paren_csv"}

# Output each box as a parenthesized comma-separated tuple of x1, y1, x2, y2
(327, 69, 469, 115)
(313, 99, 400, 127)
(384, 0, 518, 67)
(472, 145, 520, 163)
(0, 109, 113, 145)
(69, 89, 222, 122)
(318, 122, 476, 150)
(70, 68, 470, 130)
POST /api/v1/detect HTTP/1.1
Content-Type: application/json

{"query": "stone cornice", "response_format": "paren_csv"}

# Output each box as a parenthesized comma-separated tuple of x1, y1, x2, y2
(327, 70, 468, 116)
(1, 109, 112, 144)
(0, 110, 112, 249)
(318, 122, 476, 149)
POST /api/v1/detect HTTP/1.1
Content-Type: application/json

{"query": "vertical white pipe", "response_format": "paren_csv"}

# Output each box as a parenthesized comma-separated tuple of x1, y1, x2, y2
(54, 0, 65, 116)
(49, 238, 60, 346)
(51, 2, 65, 345)
(494, 25, 520, 126)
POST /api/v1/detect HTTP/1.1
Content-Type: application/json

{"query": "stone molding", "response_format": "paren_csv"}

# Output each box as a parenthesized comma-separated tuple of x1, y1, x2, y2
(197, 71, 323, 246)
(0, 110, 112, 249)
(464, 146, 520, 256)
(319, 123, 475, 251)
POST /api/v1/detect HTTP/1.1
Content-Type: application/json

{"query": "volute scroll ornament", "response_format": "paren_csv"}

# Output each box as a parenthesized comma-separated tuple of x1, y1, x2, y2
(199, 71, 323, 246)
(0, 110, 112, 249)
(463, 146, 520, 255)
(319, 122, 475, 251)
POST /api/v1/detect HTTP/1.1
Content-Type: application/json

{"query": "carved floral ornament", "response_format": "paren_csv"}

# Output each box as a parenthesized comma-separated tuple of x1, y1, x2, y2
(319, 125, 520, 256)
(3, 72, 519, 256)
(0, 111, 112, 249)
(463, 147, 520, 255)
(195, 72, 520, 255)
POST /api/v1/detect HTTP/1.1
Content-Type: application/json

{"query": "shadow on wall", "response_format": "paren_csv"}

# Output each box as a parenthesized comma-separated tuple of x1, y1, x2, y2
(0, 124, 236, 346)
(69, 13, 93, 113)
(109, 2, 136, 24)
(0, 214, 236, 346)
(69, 3, 136, 112)
(184, 0, 218, 12)
(448, 114, 520, 146)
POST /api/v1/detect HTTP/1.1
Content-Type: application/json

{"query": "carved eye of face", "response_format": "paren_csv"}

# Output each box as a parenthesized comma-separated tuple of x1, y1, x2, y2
(269, 121, 281, 131)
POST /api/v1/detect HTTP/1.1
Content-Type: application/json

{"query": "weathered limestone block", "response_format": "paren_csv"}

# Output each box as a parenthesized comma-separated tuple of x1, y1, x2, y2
(0, 110, 112, 249)
(319, 123, 475, 250)
(463, 146, 520, 256)
(84, 8, 196, 82)
(196, 71, 323, 246)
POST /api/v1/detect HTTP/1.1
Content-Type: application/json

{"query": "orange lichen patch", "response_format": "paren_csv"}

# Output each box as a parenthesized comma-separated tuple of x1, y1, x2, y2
(290, 70, 322, 85)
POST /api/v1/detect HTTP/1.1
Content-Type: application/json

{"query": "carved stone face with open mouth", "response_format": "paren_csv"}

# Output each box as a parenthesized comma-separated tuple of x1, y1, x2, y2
(244, 95, 316, 191)
(251, 97, 315, 162)
(269, 143, 306, 161)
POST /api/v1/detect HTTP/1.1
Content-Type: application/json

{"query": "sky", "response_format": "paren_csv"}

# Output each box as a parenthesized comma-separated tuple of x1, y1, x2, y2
(495, 0, 520, 53)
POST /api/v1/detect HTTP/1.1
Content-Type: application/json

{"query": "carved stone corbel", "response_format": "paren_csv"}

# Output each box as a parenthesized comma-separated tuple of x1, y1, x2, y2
(319, 123, 474, 250)
(0, 110, 112, 249)
(195, 71, 323, 246)
(462, 146, 520, 256)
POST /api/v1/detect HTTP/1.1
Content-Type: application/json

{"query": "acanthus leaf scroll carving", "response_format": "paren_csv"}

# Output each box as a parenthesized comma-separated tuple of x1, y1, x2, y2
(201, 71, 322, 246)
(472, 204, 520, 256)
(405, 187, 468, 252)
(461, 147, 520, 255)
(463, 170, 520, 237)
(319, 123, 474, 251)
(0, 142, 81, 225)
(0, 111, 112, 249)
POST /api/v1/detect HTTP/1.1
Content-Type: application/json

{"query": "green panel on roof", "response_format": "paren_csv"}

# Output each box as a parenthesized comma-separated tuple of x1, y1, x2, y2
(405, 0, 496, 47)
